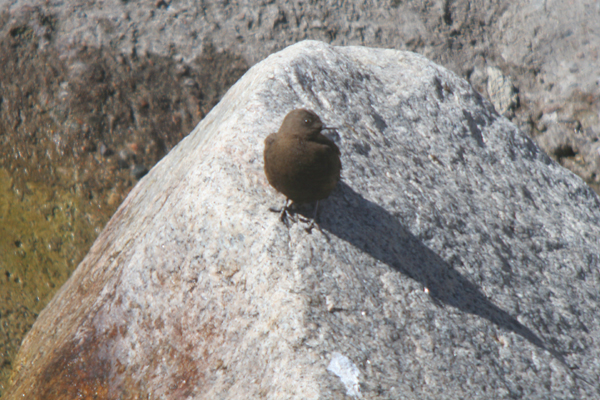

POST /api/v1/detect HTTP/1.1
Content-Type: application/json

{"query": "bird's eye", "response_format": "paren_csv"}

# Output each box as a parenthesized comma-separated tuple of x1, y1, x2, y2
(304, 118, 311, 125)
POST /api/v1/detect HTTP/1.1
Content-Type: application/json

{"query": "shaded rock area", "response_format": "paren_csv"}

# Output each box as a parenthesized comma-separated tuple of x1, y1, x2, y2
(6, 41, 600, 399)
(1, 0, 599, 395)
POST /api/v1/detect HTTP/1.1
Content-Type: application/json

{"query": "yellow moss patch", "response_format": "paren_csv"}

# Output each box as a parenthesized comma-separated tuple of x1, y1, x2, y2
(0, 168, 118, 394)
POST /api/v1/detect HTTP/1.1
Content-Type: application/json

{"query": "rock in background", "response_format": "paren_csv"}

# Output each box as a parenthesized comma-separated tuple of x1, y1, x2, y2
(4, 0, 598, 188)
(1, 0, 599, 395)
(6, 40, 600, 400)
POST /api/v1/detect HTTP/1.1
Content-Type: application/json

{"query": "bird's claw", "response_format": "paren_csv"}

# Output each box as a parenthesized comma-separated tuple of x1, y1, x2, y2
(270, 199, 319, 233)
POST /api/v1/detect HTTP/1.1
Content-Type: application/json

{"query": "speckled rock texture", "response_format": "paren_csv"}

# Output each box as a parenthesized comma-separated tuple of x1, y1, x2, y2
(2, 2, 599, 393)
(6, 41, 600, 399)
(3, 0, 599, 190)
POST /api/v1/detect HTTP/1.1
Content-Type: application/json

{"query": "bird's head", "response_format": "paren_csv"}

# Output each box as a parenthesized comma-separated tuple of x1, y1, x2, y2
(279, 109, 323, 139)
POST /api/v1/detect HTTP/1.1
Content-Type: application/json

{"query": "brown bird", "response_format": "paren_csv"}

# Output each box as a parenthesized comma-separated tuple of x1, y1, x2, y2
(264, 109, 341, 225)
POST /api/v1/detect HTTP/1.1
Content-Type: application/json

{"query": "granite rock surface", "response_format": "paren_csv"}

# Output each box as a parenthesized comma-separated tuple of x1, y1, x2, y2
(6, 41, 600, 399)
(2, 2, 599, 392)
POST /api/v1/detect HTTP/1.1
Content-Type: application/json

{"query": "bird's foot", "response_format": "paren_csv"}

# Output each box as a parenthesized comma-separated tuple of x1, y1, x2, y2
(269, 200, 320, 233)
(304, 220, 316, 233)
(295, 214, 312, 231)
(269, 199, 295, 226)
(300, 201, 320, 233)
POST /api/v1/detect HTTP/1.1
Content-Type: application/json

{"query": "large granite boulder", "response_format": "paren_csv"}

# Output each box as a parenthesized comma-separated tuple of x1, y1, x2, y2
(2, 3, 599, 394)
(6, 41, 600, 399)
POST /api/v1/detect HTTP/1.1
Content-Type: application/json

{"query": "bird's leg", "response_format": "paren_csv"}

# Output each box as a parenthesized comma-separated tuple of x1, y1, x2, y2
(303, 201, 320, 233)
(269, 198, 321, 230)
(269, 198, 289, 215)
(279, 198, 291, 223)
(269, 198, 289, 220)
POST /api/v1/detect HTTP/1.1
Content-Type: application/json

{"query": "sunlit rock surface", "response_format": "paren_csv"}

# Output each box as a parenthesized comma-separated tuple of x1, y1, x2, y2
(7, 41, 600, 399)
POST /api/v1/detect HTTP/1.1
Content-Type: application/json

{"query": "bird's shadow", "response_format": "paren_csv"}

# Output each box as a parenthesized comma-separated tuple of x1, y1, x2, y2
(297, 182, 567, 365)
